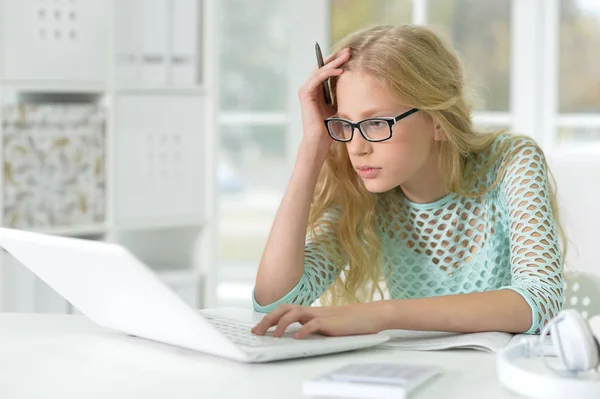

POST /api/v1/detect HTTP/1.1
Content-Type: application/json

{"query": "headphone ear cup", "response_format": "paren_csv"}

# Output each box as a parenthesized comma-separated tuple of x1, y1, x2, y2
(589, 315, 600, 359)
(551, 309, 600, 373)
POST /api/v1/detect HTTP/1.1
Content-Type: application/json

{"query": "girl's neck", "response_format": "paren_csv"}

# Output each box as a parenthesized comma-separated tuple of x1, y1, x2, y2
(400, 145, 447, 204)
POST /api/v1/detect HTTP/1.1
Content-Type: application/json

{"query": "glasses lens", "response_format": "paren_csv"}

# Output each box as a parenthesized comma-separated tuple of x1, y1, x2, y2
(327, 120, 353, 141)
(360, 119, 391, 141)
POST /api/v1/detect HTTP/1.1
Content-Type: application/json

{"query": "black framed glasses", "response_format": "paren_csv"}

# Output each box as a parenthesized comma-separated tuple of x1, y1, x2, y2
(324, 108, 420, 142)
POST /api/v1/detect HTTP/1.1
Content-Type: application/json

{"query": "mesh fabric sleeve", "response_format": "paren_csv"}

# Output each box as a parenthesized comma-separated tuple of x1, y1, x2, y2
(252, 208, 346, 313)
(498, 138, 564, 334)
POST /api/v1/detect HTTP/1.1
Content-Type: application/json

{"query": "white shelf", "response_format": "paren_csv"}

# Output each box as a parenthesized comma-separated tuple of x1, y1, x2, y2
(0, 79, 107, 93)
(115, 215, 207, 232)
(28, 224, 109, 237)
(115, 85, 207, 96)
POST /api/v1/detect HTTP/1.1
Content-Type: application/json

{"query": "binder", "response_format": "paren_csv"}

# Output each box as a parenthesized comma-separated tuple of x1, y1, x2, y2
(170, 0, 200, 85)
(140, 0, 169, 84)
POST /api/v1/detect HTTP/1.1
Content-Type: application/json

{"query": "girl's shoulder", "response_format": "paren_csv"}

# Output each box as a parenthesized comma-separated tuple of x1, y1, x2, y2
(478, 132, 540, 162)
(465, 132, 545, 193)
(490, 133, 546, 179)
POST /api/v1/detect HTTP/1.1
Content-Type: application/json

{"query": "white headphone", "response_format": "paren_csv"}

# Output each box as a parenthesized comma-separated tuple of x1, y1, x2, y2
(497, 309, 600, 399)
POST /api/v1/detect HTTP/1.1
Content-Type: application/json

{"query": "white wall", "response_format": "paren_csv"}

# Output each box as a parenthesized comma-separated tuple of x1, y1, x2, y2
(548, 154, 600, 276)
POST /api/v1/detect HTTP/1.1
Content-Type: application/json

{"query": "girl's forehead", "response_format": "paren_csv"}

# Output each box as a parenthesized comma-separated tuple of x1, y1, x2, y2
(336, 72, 407, 118)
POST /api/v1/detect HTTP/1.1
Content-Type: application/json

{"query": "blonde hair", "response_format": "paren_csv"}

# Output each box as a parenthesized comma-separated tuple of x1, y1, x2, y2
(308, 24, 566, 306)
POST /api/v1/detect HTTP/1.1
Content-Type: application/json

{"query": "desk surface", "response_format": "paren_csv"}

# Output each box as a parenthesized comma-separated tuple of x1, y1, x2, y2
(0, 313, 522, 398)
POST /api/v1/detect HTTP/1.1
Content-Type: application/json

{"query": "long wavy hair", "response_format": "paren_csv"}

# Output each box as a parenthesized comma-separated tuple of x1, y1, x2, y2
(309, 25, 567, 306)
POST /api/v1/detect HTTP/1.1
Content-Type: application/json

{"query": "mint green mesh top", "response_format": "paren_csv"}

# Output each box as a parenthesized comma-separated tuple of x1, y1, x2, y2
(252, 135, 565, 334)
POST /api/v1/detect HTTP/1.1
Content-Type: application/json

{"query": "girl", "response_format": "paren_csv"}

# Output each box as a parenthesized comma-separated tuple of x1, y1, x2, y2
(251, 25, 565, 340)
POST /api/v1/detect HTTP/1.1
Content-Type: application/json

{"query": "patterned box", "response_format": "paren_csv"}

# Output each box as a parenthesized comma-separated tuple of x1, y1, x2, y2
(3, 103, 106, 229)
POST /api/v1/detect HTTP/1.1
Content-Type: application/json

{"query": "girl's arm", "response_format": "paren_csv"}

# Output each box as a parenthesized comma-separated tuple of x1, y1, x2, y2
(253, 141, 343, 310)
(376, 289, 532, 333)
(494, 138, 564, 334)
(252, 290, 532, 338)
(254, 48, 352, 308)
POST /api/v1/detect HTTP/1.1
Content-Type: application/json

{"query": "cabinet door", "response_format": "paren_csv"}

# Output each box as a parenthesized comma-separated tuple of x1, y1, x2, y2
(113, 94, 205, 227)
(1, 0, 109, 82)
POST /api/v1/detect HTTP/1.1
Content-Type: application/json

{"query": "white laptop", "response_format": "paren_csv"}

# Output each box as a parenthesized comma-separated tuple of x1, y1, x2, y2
(0, 227, 389, 363)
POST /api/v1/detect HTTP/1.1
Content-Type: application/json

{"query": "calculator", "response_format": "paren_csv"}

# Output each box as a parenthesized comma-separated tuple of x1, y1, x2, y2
(327, 362, 443, 391)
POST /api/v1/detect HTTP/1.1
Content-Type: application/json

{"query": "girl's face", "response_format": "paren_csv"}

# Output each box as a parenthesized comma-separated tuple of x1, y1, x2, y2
(334, 70, 439, 193)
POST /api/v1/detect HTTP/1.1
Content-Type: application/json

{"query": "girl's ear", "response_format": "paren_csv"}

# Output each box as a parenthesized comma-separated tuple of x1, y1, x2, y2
(434, 124, 448, 141)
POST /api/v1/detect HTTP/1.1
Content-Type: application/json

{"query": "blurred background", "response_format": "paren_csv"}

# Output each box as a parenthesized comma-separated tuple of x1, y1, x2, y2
(0, 0, 599, 314)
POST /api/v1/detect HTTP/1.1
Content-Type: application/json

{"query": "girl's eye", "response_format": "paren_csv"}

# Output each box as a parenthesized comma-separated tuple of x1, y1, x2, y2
(366, 120, 385, 128)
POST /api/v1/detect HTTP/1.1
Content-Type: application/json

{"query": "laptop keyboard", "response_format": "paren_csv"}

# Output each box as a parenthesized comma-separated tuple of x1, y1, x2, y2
(203, 315, 323, 347)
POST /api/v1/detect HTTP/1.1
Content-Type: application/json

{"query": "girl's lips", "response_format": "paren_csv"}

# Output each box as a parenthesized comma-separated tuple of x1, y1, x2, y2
(357, 167, 381, 179)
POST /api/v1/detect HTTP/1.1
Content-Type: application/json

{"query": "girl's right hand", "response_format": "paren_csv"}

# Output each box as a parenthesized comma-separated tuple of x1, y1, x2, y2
(298, 47, 351, 157)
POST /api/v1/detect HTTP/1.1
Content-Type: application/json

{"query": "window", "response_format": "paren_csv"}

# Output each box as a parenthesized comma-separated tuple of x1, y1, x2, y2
(427, 0, 511, 113)
(219, 0, 289, 113)
(218, 0, 291, 301)
(557, 0, 600, 143)
(331, 0, 511, 130)
(330, 0, 412, 45)
(559, 0, 600, 113)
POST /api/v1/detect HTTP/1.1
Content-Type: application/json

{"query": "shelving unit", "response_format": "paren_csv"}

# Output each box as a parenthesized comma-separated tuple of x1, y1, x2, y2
(0, 0, 217, 313)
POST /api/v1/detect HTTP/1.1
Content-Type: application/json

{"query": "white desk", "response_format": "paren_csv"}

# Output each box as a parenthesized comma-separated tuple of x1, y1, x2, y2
(0, 313, 521, 398)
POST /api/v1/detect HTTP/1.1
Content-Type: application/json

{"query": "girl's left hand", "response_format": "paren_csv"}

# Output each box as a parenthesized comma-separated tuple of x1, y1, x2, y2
(251, 303, 387, 339)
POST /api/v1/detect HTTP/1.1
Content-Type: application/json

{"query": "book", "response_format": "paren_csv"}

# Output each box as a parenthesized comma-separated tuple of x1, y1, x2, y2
(376, 329, 556, 356)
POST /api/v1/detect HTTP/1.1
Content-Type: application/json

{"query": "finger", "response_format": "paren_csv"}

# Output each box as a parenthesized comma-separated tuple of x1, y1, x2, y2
(319, 49, 351, 72)
(294, 318, 322, 339)
(316, 63, 346, 80)
(302, 68, 344, 100)
(252, 306, 290, 334)
(310, 47, 351, 74)
(272, 309, 304, 337)
(307, 50, 350, 90)
(324, 47, 351, 65)
(251, 305, 292, 335)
